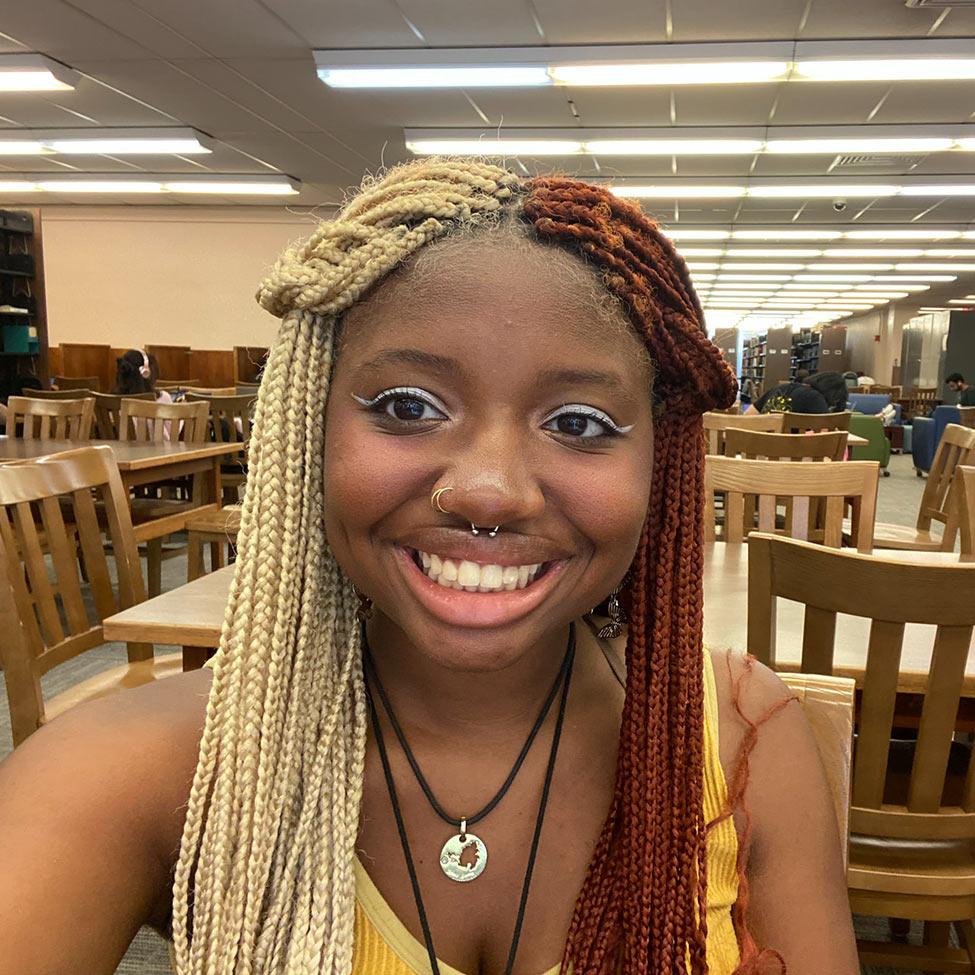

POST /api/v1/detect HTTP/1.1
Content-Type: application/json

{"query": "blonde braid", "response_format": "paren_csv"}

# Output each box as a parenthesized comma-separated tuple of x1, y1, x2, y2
(172, 160, 520, 974)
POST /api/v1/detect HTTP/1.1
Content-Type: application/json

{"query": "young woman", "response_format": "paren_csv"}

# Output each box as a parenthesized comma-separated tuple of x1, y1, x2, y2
(0, 161, 857, 975)
(113, 348, 174, 403)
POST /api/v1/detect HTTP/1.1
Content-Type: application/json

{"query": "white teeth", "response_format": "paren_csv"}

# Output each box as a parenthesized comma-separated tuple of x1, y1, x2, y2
(415, 551, 545, 592)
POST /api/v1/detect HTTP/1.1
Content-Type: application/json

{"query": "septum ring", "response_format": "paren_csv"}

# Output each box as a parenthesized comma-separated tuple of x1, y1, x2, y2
(431, 486, 453, 514)
(470, 523, 501, 538)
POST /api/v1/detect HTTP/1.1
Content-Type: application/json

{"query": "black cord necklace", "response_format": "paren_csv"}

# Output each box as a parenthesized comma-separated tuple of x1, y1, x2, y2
(363, 624, 574, 883)
(363, 624, 575, 975)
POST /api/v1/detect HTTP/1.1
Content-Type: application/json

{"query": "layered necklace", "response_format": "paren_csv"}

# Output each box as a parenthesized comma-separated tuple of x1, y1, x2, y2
(362, 623, 576, 975)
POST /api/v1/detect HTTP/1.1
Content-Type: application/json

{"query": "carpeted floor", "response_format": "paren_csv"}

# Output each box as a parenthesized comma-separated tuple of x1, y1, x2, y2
(0, 451, 960, 973)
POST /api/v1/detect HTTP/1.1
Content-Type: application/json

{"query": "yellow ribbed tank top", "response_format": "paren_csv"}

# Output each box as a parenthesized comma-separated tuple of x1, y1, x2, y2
(351, 649, 741, 975)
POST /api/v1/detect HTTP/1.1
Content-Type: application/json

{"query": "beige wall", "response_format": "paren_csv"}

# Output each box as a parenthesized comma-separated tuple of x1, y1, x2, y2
(39, 206, 328, 350)
(841, 301, 923, 383)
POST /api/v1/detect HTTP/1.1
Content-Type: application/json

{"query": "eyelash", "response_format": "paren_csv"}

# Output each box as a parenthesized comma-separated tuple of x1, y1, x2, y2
(352, 388, 632, 440)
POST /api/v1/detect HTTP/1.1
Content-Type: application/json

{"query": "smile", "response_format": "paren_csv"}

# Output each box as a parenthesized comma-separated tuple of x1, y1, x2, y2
(413, 550, 547, 592)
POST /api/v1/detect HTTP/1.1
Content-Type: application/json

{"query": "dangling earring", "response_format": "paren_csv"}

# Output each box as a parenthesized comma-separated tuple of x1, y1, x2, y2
(353, 585, 373, 621)
(595, 586, 626, 640)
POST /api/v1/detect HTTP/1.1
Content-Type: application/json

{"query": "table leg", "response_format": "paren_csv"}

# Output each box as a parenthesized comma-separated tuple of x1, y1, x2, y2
(182, 646, 213, 671)
(147, 537, 163, 597)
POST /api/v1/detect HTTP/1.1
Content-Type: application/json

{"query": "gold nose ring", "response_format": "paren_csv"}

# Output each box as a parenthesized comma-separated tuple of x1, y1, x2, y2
(431, 486, 453, 514)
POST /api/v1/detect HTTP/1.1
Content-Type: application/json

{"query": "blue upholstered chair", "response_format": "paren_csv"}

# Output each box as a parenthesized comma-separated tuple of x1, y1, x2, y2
(847, 392, 902, 425)
(911, 405, 961, 476)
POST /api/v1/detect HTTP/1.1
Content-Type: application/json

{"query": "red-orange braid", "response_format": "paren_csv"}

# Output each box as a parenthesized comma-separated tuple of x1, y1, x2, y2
(523, 178, 775, 975)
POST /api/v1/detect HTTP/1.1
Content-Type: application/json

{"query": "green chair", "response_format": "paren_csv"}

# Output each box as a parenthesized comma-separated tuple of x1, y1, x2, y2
(848, 413, 891, 476)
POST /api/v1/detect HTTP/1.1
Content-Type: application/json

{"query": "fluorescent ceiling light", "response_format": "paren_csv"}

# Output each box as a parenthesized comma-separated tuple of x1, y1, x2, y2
(407, 138, 582, 155)
(852, 283, 929, 291)
(165, 181, 298, 195)
(0, 141, 45, 155)
(719, 263, 805, 271)
(678, 248, 726, 257)
(732, 230, 842, 240)
(666, 229, 730, 240)
(824, 248, 923, 257)
(925, 249, 975, 257)
(765, 138, 955, 154)
(782, 283, 850, 290)
(0, 181, 37, 192)
(895, 263, 975, 272)
(844, 229, 960, 240)
(814, 263, 894, 271)
(37, 180, 163, 193)
(718, 273, 793, 281)
(322, 67, 550, 88)
(585, 138, 764, 154)
(687, 263, 721, 271)
(794, 274, 873, 281)
(900, 185, 975, 196)
(612, 185, 746, 198)
(872, 275, 956, 282)
(847, 292, 909, 298)
(549, 62, 790, 86)
(795, 58, 975, 82)
(49, 138, 209, 155)
(725, 248, 822, 257)
(747, 184, 898, 198)
(0, 55, 77, 92)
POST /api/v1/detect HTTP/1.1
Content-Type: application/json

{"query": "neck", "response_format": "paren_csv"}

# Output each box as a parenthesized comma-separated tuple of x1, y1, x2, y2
(364, 615, 573, 741)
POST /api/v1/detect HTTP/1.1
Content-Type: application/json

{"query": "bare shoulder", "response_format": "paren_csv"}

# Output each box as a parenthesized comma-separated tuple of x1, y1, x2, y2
(0, 670, 212, 974)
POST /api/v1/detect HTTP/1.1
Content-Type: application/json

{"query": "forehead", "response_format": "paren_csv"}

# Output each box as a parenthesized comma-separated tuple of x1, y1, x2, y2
(337, 235, 652, 382)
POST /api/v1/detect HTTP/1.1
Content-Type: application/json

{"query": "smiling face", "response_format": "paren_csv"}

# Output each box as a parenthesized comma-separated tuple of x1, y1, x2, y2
(323, 232, 655, 669)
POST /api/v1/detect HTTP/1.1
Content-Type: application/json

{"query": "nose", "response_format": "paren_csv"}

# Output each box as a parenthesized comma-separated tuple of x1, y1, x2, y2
(434, 422, 546, 530)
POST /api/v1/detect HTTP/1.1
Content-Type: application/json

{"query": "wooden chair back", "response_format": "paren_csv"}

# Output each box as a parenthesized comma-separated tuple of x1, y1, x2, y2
(778, 671, 856, 866)
(146, 344, 191, 380)
(54, 374, 102, 393)
(58, 343, 113, 393)
(779, 411, 852, 434)
(233, 345, 268, 384)
(0, 446, 149, 745)
(723, 429, 848, 462)
(27, 388, 95, 401)
(917, 424, 975, 543)
(184, 386, 237, 397)
(90, 391, 155, 439)
(704, 455, 878, 551)
(184, 393, 256, 445)
(958, 406, 975, 430)
(702, 411, 783, 455)
(747, 532, 975, 843)
(902, 386, 939, 421)
(947, 465, 975, 561)
(4, 395, 94, 441)
(118, 399, 209, 444)
(156, 379, 201, 391)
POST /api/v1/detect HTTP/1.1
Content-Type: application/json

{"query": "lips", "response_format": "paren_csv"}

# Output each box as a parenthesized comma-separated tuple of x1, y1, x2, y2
(392, 544, 568, 629)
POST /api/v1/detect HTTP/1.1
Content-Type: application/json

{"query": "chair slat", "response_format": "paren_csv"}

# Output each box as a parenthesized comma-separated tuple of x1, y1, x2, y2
(71, 488, 117, 622)
(852, 620, 906, 808)
(725, 491, 744, 543)
(757, 493, 776, 533)
(800, 604, 836, 675)
(38, 496, 89, 635)
(0, 510, 44, 658)
(823, 496, 843, 547)
(11, 501, 64, 647)
(908, 624, 972, 813)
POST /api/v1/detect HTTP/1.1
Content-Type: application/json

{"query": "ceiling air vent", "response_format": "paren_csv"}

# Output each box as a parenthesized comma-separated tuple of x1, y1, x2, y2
(906, 0, 975, 7)
(832, 153, 924, 171)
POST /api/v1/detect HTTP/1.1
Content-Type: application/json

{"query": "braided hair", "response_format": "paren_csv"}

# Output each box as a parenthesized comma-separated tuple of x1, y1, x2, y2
(172, 160, 778, 974)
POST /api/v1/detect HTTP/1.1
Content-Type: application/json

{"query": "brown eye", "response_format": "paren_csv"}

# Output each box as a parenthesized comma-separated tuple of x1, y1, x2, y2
(391, 396, 429, 421)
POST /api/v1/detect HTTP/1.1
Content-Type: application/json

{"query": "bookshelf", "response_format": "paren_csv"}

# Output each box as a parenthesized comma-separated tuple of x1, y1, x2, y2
(740, 326, 793, 395)
(791, 324, 849, 378)
(0, 207, 49, 402)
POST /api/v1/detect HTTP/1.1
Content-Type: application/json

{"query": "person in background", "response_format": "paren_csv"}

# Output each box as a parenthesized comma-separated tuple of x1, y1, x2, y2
(745, 370, 848, 416)
(947, 372, 975, 406)
(113, 349, 173, 404)
(794, 368, 810, 382)
(842, 370, 859, 389)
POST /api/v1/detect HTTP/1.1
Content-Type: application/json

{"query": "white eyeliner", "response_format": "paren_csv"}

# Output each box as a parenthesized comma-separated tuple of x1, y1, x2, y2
(546, 404, 634, 434)
(351, 386, 448, 412)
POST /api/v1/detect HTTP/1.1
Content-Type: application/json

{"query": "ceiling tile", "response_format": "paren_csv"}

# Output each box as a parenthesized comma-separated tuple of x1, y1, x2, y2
(799, 0, 949, 37)
(671, 0, 808, 40)
(673, 87, 779, 125)
(264, 0, 425, 47)
(396, 0, 544, 45)
(560, 88, 673, 126)
(769, 84, 888, 124)
(530, 0, 666, 43)
(872, 81, 975, 123)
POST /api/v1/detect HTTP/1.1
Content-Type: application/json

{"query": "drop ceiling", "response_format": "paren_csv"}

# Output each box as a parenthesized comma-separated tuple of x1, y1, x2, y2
(0, 0, 974, 323)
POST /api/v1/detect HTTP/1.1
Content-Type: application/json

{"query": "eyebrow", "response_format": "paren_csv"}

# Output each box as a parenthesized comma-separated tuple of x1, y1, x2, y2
(359, 348, 460, 374)
(536, 367, 633, 394)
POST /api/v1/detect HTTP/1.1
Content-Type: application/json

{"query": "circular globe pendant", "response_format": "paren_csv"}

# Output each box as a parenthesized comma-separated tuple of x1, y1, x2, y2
(439, 831, 488, 882)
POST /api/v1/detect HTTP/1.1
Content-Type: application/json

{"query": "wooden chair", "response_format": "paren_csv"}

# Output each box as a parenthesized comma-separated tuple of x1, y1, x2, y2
(184, 392, 255, 505)
(702, 411, 782, 455)
(779, 411, 852, 434)
(869, 424, 975, 552)
(156, 379, 201, 391)
(900, 387, 939, 422)
(183, 386, 237, 397)
(959, 406, 975, 430)
(704, 455, 878, 552)
(947, 465, 975, 562)
(746, 533, 975, 972)
(26, 388, 95, 401)
(723, 429, 848, 462)
(0, 446, 181, 746)
(4, 395, 94, 441)
(118, 399, 210, 595)
(90, 391, 155, 440)
(186, 504, 242, 581)
(54, 374, 102, 393)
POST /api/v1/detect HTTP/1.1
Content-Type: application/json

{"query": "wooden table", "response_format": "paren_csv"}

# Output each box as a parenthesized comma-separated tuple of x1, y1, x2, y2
(0, 437, 239, 544)
(105, 545, 975, 691)
(846, 433, 868, 448)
